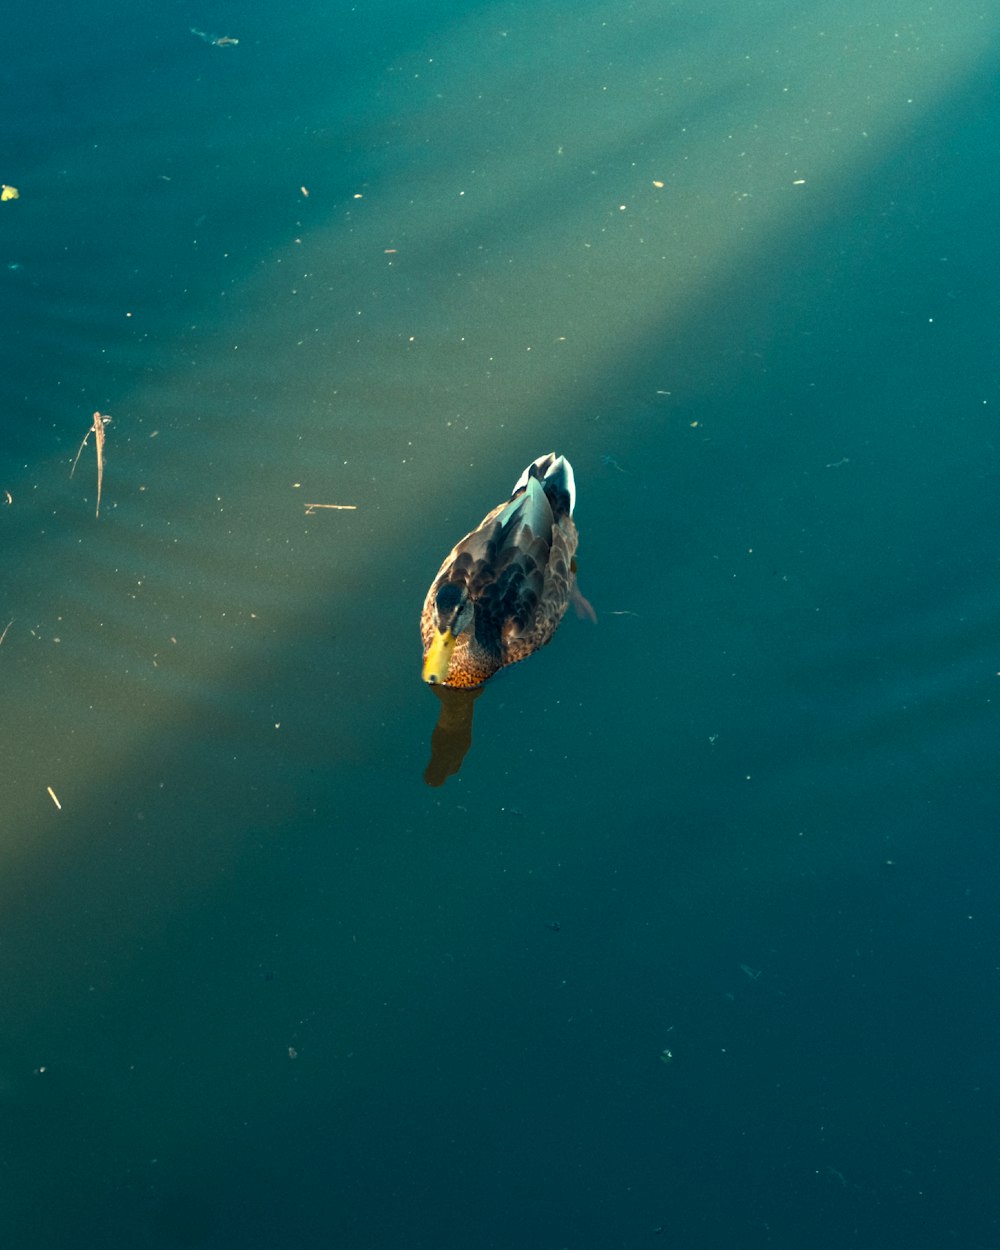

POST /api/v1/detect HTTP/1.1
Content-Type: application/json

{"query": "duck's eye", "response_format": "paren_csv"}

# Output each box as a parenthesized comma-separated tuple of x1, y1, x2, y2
(435, 582, 464, 616)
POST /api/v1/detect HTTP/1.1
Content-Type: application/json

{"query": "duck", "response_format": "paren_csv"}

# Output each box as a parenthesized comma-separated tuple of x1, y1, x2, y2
(421, 453, 589, 688)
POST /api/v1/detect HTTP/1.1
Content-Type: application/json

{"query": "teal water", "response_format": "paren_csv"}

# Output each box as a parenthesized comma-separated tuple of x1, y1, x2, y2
(2, 1, 999, 1246)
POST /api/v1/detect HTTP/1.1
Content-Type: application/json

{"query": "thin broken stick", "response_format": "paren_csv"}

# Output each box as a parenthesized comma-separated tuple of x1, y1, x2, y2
(0, 619, 12, 646)
(70, 411, 111, 517)
(304, 503, 358, 515)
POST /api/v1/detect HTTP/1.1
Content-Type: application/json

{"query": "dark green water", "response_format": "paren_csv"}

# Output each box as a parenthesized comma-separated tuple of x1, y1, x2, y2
(2, 1, 999, 1247)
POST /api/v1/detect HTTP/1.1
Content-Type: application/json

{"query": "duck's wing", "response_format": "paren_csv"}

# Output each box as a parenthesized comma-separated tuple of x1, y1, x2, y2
(429, 455, 575, 606)
(448, 474, 553, 620)
(473, 476, 578, 662)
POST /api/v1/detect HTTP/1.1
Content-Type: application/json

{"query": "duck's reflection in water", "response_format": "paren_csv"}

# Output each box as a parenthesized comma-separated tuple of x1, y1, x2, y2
(423, 686, 484, 786)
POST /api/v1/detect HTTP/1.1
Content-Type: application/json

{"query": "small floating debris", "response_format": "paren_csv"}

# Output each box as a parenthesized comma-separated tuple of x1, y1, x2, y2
(70, 411, 112, 517)
(1, 185, 19, 202)
(304, 502, 357, 515)
(190, 27, 239, 47)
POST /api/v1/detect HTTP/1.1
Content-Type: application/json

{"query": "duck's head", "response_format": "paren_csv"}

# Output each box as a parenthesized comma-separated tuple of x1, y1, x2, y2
(422, 582, 475, 685)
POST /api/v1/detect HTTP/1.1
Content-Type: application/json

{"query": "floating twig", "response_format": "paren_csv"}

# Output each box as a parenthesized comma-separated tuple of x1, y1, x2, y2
(0, 619, 12, 646)
(46, 785, 62, 810)
(304, 503, 358, 515)
(70, 412, 111, 517)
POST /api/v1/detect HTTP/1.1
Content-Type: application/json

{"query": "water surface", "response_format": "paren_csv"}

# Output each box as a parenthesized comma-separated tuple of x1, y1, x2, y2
(2, 1, 999, 1246)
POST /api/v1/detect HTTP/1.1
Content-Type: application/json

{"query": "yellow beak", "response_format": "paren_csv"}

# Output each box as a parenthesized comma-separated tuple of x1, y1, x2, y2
(422, 627, 457, 685)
